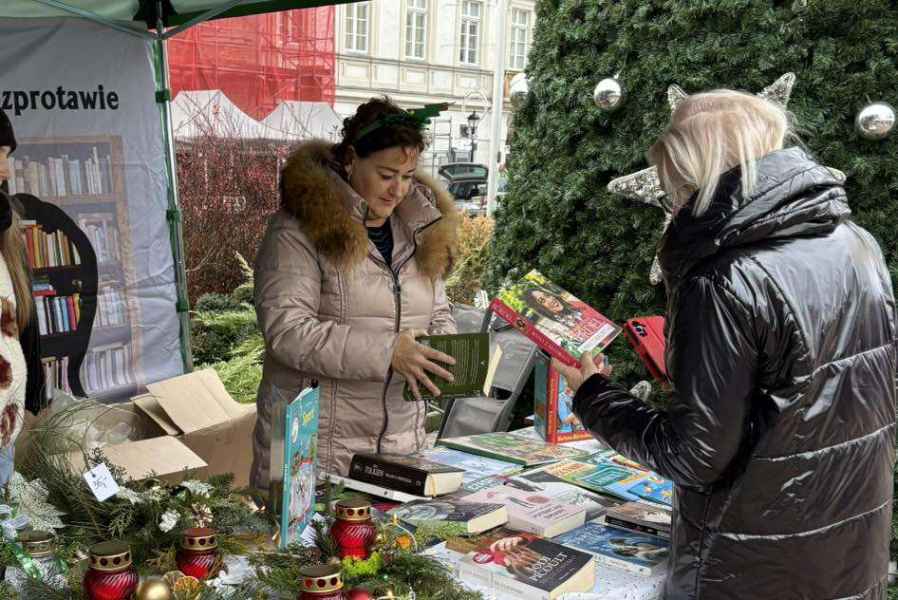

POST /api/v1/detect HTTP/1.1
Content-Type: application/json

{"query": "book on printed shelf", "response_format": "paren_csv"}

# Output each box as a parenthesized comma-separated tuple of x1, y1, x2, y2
(388, 499, 508, 535)
(464, 484, 585, 538)
(349, 453, 465, 497)
(451, 527, 596, 600)
(552, 522, 669, 576)
(491, 270, 621, 368)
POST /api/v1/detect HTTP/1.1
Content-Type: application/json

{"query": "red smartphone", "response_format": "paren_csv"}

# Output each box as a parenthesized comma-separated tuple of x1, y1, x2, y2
(624, 316, 669, 384)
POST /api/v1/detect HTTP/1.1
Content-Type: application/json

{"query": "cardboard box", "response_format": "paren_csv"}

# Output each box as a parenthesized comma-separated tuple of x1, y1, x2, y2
(134, 369, 257, 488)
(69, 436, 208, 484)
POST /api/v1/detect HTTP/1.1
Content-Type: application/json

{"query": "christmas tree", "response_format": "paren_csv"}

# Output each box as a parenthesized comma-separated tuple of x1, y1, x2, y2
(488, 0, 898, 383)
(486, 0, 898, 579)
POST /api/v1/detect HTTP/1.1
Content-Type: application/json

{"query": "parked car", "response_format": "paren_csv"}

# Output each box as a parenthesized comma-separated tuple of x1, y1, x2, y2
(438, 163, 488, 183)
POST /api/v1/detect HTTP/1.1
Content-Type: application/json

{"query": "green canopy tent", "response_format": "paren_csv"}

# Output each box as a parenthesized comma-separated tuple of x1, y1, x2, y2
(0, 0, 358, 375)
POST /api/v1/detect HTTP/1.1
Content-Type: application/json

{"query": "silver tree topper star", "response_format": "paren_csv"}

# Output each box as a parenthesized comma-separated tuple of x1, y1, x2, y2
(606, 73, 844, 285)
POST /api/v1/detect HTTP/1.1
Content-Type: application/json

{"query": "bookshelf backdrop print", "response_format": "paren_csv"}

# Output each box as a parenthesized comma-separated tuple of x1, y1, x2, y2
(0, 18, 185, 403)
(16, 137, 140, 400)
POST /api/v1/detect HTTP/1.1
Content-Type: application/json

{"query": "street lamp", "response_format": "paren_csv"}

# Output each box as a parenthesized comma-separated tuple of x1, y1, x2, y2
(467, 110, 480, 162)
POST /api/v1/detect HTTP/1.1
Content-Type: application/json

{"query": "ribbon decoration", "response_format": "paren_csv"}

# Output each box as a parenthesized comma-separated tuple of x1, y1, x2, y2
(0, 504, 43, 579)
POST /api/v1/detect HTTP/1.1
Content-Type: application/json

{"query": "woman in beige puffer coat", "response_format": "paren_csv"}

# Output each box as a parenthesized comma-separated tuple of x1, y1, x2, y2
(250, 99, 460, 489)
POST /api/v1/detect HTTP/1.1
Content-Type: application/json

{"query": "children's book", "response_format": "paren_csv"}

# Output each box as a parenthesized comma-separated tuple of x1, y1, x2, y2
(626, 476, 674, 508)
(536, 460, 669, 505)
(553, 522, 669, 576)
(534, 359, 592, 443)
(491, 270, 621, 367)
(279, 386, 320, 550)
(438, 431, 589, 466)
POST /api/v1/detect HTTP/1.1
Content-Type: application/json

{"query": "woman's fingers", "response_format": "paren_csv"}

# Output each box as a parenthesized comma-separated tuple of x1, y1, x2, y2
(420, 344, 456, 366)
(420, 358, 454, 382)
(413, 368, 441, 397)
(406, 377, 423, 402)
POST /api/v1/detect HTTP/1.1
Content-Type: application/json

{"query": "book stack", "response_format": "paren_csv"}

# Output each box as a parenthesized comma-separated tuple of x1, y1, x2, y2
(6, 147, 113, 198)
(81, 343, 133, 393)
(33, 279, 80, 335)
(95, 280, 127, 329)
(78, 213, 121, 263)
(463, 484, 586, 538)
(21, 220, 82, 269)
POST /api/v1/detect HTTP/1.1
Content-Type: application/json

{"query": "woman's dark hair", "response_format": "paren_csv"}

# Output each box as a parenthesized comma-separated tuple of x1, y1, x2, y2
(333, 96, 427, 167)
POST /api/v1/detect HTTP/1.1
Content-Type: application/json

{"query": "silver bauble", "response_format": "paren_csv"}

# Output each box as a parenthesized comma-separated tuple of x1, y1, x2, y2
(593, 77, 625, 111)
(855, 102, 896, 140)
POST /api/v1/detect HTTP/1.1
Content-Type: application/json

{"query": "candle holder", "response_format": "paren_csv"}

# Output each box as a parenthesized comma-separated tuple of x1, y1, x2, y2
(175, 527, 221, 580)
(299, 564, 345, 600)
(330, 497, 377, 559)
(83, 541, 139, 600)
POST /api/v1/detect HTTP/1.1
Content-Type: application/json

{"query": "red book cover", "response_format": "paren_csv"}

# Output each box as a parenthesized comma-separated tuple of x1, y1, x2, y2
(492, 270, 621, 367)
(66, 296, 78, 329)
(534, 360, 592, 443)
(624, 316, 669, 384)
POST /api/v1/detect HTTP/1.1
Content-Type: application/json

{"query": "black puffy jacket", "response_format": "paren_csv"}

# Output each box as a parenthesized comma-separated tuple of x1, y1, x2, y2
(574, 147, 897, 600)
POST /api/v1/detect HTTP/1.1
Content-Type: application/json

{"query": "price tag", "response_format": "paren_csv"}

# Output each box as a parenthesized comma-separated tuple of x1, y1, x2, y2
(83, 463, 120, 502)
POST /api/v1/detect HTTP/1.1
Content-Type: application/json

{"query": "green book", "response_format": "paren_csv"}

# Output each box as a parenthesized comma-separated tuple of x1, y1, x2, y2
(403, 333, 491, 401)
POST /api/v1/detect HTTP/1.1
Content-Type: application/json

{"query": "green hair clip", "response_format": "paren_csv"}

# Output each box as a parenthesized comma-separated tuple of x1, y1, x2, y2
(356, 102, 449, 142)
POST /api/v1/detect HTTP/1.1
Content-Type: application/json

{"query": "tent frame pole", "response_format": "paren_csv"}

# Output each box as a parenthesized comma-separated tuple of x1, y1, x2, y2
(154, 1, 194, 372)
(28, 0, 154, 38)
(161, 0, 245, 39)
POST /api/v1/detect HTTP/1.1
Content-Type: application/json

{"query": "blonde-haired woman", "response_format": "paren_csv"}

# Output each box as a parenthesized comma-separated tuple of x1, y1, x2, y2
(555, 90, 896, 599)
(0, 188, 31, 488)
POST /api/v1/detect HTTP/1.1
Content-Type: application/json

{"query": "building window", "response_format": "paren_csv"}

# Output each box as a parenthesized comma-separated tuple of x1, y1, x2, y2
(405, 0, 427, 60)
(459, 1, 482, 65)
(344, 2, 370, 53)
(509, 8, 530, 70)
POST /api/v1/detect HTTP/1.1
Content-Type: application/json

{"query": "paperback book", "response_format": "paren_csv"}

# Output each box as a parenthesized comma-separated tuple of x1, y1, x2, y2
(456, 530, 596, 600)
(491, 270, 621, 367)
(536, 460, 668, 504)
(464, 484, 585, 538)
(553, 522, 669, 576)
(387, 499, 508, 535)
(504, 464, 624, 521)
(604, 502, 672, 540)
(438, 431, 589, 466)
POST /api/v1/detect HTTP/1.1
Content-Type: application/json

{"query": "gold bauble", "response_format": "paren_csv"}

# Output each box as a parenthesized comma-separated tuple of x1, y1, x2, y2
(374, 532, 386, 545)
(136, 577, 173, 600)
(172, 575, 203, 600)
(163, 570, 186, 588)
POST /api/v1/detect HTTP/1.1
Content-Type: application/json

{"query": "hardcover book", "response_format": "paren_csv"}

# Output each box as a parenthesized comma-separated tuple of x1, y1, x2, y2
(279, 386, 320, 550)
(438, 431, 589, 466)
(491, 270, 621, 367)
(534, 359, 592, 443)
(349, 453, 464, 497)
(463, 484, 585, 538)
(553, 522, 669, 576)
(388, 499, 508, 535)
(456, 530, 596, 600)
(403, 333, 490, 401)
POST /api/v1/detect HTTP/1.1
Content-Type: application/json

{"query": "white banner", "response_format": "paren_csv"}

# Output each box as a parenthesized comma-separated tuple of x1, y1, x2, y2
(0, 18, 184, 401)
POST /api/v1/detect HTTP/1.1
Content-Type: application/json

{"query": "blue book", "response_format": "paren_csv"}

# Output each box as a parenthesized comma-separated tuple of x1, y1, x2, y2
(415, 446, 522, 484)
(279, 386, 320, 550)
(626, 476, 674, 508)
(553, 522, 669, 576)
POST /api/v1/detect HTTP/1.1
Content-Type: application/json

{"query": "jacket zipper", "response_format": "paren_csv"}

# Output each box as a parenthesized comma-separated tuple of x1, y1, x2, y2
(373, 217, 441, 454)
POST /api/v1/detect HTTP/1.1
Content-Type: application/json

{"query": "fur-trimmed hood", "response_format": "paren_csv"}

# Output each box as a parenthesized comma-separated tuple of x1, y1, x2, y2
(279, 140, 459, 279)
